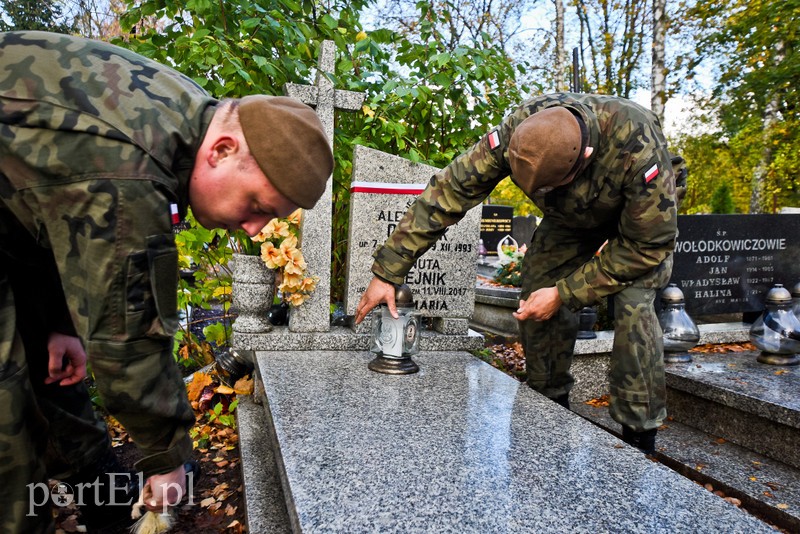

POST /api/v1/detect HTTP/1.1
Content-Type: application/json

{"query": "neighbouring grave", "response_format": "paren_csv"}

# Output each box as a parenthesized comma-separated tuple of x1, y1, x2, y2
(670, 213, 800, 316)
(479, 204, 514, 257)
(344, 145, 482, 335)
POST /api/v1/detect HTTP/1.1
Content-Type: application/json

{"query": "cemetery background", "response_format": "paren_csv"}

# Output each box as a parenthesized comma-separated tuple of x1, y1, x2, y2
(10, 0, 795, 531)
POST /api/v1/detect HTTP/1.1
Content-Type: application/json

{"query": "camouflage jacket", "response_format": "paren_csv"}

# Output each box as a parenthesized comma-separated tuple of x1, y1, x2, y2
(0, 31, 217, 476)
(372, 93, 679, 311)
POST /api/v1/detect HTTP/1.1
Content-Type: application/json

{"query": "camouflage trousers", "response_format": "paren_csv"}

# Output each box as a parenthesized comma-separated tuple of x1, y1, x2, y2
(519, 220, 669, 432)
(0, 267, 111, 533)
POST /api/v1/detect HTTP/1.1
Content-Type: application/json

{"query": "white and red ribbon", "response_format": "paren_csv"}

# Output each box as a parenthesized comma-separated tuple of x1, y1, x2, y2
(350, 181, 427, 195)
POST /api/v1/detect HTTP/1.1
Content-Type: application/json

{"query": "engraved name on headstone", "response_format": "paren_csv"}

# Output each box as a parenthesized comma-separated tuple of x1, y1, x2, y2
(344, 146, 481, 334)
(670, 214, 800, 315)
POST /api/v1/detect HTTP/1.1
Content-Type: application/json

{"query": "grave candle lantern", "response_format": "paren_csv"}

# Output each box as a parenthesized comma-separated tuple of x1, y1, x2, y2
(368, 284, 421, 374)
(658, 283, 700, 363)
(791, 281, 800, 323)
(215, 349, 255, 386)
(749, 284, 800, 366)
(576, 306, 598, 340)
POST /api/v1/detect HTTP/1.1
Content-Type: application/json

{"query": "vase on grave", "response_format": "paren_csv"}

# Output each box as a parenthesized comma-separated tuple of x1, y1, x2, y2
(368, 284, 420, 375)
(749, 284, 800, 366)
(658, 284, 700, 363)
(231, 253, 275, 333)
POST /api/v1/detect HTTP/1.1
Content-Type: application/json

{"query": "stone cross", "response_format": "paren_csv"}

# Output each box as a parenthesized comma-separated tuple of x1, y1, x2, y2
(284, 40, 365, 332)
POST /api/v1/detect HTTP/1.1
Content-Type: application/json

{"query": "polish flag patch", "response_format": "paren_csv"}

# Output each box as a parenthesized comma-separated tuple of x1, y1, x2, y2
(643, 163, 659, 183)
(487, 129, 500, 150)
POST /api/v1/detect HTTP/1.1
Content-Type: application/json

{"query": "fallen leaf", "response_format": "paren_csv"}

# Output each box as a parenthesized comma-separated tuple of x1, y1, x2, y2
(187, 372, 214, 402)
(584, 395, 610, 408)
(763, 491, 774, 498)
(225, 504, 237, 516)
(774, 370, 788, 375)
(233, 376, 254, 395)
(724, 497, 741, 506)
(716, 438, 726, 444)
(777, 504, 789, 510)
(200, 497, 216, 508)
(212, 483, 230, 497)
(749, 476, 757, 481)
(216, 384, 236, 395)
(704, 483, 714, 491)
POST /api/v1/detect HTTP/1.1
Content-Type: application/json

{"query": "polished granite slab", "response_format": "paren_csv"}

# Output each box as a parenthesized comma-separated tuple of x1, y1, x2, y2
(667, 350, 799, 427)
(256, 350, 773, 533)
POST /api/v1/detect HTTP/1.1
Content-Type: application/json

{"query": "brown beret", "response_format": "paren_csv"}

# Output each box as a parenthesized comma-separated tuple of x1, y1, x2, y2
(239, 95, 333, 209)
(508, 106, 586, 197)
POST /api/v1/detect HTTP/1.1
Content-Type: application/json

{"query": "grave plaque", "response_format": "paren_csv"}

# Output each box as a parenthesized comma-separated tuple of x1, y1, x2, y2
(670, 214, 800, 315)
(480, 205, 514, 256)
(344, 145, 481, 323)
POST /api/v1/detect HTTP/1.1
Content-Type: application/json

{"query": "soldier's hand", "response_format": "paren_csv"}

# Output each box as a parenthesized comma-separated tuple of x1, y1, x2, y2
(513, 287, 562, 322)
(355, 277, 397, 324)
(143, 464, 187, 512)
(44, 332, 87, 386)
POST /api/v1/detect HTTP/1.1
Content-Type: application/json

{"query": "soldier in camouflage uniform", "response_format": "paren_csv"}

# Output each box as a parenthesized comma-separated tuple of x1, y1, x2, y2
(0, 31, 332, 532)
(356, 92, 686, 456)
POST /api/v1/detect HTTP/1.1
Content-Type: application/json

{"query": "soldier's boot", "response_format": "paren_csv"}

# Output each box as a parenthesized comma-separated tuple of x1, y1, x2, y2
(551, 393, 570, 410)
(622, 426, 657, 456)
(62, 448, 139, 532)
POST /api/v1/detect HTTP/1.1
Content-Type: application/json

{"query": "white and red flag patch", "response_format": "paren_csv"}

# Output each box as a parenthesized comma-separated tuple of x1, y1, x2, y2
(643, 163, 659, 183)
(487, 129, 501, 150)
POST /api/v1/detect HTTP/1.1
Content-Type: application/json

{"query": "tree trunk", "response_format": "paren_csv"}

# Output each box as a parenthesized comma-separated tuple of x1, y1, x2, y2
(554, 0, 567, 91)
(749, 40, 784, 214)
(749, 93, 779, 214)
(651, 0, 667, 124)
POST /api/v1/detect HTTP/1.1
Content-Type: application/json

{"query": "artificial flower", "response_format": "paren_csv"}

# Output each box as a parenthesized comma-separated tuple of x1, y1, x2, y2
(260, 241, 287, 269)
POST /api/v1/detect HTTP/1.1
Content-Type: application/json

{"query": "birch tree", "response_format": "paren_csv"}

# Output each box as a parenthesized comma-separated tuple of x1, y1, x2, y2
(650, 0, 666, 123)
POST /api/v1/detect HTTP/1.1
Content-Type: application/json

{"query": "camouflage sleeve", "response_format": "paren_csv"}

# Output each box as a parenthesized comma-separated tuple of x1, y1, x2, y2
(41, 179, 194, 478)
(556, 147, 678, 310)
(372, 116, 520, 284)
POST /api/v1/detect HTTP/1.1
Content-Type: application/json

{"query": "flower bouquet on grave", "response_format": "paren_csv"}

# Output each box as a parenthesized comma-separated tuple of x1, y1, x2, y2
(493, 243, 527, 288)
(249, 209, 319, 307)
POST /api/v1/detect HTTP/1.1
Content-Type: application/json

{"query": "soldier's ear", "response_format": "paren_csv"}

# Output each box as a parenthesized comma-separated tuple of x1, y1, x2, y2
(207, 136, 239, 166)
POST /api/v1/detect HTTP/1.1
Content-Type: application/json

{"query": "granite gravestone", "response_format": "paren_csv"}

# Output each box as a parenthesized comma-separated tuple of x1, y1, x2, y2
(344, 145, 481, 335)
(480, 205, 514, 257)
(670, 214, 800, 315)
(283, 40, 365, 332)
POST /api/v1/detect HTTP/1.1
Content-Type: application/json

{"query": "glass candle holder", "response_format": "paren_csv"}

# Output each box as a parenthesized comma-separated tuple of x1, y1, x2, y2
(749, 284, 800, 365)
(791, 281, 800, 323)
(368, 284, 420, 374)
(658, 284, 700, 359)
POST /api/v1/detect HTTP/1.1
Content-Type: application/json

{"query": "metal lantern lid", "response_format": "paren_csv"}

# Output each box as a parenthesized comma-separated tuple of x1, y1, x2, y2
(661, 283, 685, 304)
(395, 284, 414, 308)
(791, 281, 800, 299)
(765, 284, 792, 305)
